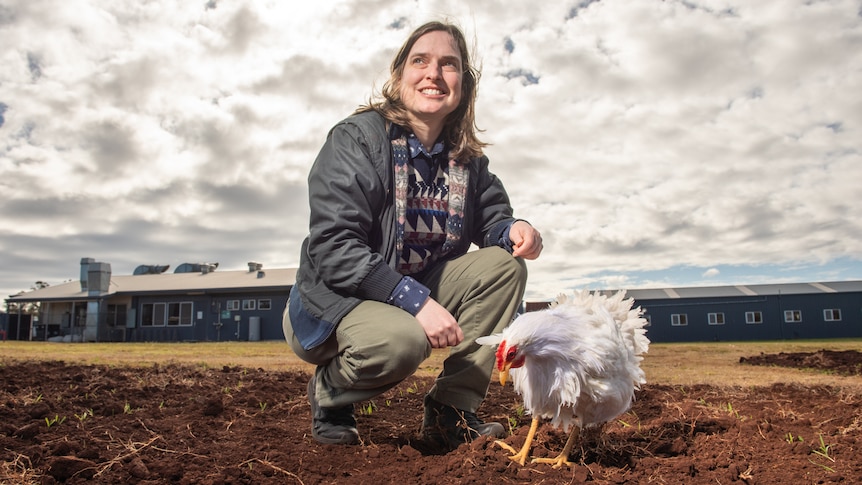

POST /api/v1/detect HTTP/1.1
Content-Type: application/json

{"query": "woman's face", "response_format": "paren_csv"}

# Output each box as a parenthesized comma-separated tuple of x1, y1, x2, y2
(399, 30, 463, 129)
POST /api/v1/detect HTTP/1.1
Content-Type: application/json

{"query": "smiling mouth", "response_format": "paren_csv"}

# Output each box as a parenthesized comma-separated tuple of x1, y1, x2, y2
(420, 88, 445, 95)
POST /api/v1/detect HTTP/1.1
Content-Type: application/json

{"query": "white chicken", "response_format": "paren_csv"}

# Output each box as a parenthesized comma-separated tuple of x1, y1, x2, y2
(476, 290, 649, 468)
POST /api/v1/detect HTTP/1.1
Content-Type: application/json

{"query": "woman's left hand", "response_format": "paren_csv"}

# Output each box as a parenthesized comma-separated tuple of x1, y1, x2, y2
(510, 220, 543, 260)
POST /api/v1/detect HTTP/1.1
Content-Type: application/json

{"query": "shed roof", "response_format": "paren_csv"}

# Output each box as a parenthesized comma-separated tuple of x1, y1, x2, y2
(522, 280, 862, 304)
(7, 268, 297, 303)
(626, 280, 862, 300)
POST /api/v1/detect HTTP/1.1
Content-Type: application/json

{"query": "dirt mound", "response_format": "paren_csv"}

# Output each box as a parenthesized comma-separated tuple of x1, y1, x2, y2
(2, 360, 861, 484)
(740, 349, 862, 376)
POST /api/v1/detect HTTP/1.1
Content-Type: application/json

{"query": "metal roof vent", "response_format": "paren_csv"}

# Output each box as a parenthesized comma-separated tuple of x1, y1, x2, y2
(175, 262, 219, 273)
(133, 264, 170, 275)
(80, 257, 95, 291)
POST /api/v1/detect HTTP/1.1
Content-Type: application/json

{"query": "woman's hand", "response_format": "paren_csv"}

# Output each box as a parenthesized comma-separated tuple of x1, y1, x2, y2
(510, 220, 543, 260)
(415, 298, 464, 348)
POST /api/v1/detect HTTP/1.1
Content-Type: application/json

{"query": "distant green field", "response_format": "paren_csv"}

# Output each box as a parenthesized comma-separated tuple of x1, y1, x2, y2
(1, 339, 860, 388)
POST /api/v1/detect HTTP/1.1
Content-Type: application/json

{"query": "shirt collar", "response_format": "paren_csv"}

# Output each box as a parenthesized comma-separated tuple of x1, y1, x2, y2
(406, 132, 446, 158)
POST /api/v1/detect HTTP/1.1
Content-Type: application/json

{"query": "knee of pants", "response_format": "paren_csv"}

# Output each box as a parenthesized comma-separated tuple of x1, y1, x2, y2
(484, 246, 529, 287)
(389, 328, 431, 373)
(361, 326, 430, 383)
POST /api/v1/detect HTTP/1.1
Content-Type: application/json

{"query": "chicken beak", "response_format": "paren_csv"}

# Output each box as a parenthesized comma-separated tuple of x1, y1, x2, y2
(499, 362, 513, 386)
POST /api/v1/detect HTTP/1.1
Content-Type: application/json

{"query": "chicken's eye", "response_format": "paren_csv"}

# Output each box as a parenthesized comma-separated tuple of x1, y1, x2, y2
(506, 347, 517, 361)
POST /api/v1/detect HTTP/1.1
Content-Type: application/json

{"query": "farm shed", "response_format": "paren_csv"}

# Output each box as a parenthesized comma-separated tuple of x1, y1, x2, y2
(623, 281, 862, 343)
(5, 258, 295, 342)
(6, 257, 861, 344)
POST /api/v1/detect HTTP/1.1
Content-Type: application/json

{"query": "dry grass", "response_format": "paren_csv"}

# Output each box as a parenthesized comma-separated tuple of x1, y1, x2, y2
(1, 339, 860, 388)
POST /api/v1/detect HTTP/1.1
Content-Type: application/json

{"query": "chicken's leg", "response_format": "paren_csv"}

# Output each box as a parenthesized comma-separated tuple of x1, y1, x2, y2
(493, 417, 539, 466)
(532, 425, 580, 468)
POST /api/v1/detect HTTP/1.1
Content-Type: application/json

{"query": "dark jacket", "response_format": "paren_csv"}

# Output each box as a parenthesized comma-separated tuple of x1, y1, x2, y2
(291, 110, 516, 349)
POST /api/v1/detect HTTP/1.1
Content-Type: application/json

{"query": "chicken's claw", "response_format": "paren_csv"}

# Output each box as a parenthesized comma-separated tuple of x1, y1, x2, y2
(492, 440, 529, 466)
(531, 454, 575, 469)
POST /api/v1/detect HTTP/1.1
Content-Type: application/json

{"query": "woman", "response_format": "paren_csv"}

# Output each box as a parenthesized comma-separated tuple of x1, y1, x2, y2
(283, 20, 543, 449)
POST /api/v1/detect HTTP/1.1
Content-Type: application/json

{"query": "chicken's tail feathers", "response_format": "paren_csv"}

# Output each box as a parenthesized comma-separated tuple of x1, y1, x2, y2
(621, 305, 651, 355)
(476, 334, 503, 346)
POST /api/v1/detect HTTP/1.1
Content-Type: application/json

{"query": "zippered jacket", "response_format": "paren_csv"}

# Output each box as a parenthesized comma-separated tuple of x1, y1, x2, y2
(291, 110, 516, 349)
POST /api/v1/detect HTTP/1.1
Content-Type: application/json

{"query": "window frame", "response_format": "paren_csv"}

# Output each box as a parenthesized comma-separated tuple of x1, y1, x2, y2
(745, 311, 763, 325)
(784, 310, 802, 323)
(707, 312, 725, 326)
(671, 313, 688, 326)
(141, 302, 192, 327)
(823, 309, 842, 322)
(167, 302, 194, 326)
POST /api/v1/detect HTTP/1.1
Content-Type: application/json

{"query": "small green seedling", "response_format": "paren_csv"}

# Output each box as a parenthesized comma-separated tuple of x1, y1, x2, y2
(507, 415, 519, 434)
(45, 415, 66, 428)
(74, 409, 94, 422)
(812, 434, 835, 463)
(785, 432, 804, 444)
(359, 401, 377, 415)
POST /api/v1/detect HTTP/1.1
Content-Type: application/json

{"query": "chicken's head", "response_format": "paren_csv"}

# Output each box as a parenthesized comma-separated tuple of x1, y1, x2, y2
(494, 340, 526, 386)
(476, 333, 526, 386)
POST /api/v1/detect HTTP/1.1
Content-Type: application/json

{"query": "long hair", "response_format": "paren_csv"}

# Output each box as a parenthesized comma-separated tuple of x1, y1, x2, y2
(356, 21, 486, 162)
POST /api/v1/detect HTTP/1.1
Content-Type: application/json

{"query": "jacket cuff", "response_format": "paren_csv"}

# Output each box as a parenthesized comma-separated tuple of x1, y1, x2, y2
(487, 219, 528, 253)
(358, 261, 404, 302)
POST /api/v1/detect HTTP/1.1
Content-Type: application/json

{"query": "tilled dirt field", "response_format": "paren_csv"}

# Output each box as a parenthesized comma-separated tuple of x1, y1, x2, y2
(2, 349, 861, 484)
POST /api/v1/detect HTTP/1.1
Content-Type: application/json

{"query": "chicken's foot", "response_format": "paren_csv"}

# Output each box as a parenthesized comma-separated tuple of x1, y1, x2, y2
(493, 417, 539, 466)
(531, 425, 580, 469)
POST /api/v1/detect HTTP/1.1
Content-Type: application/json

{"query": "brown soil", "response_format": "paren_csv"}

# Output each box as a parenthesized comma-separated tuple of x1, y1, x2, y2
(2, 351, 861, 484)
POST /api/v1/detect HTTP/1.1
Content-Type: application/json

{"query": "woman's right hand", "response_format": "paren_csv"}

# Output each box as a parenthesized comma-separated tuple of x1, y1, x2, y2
(415, 298, 464, 348)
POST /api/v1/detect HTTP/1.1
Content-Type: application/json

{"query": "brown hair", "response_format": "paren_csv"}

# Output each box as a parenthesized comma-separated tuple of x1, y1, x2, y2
(356, 21, 486, 162)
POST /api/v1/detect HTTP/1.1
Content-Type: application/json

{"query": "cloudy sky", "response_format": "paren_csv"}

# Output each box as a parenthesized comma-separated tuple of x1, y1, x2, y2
(2, 0, 861, 302)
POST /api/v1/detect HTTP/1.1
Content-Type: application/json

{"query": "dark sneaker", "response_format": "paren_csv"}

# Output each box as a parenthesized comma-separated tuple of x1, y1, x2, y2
(420, 394, 505, 450)
(307, 376, 360, 445)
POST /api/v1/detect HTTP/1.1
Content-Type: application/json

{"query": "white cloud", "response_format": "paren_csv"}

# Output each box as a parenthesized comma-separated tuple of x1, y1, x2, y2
(703, 268, 720, 278)
(1, 0, 861, 302)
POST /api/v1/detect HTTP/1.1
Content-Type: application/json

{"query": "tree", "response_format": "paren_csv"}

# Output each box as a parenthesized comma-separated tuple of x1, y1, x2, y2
(3, 281, 50, 314)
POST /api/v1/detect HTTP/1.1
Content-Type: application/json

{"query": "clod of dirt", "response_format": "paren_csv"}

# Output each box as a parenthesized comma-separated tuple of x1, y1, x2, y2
(201, 395, 224, 416)
(13, 422, 41, 439)
(46, 456, 97, 481)
(26, 402, 51, 419)
(127, 456, 149, 478)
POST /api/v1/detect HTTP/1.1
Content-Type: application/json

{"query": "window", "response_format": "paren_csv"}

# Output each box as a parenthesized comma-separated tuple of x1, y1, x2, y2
(823, 309, 842, 322)
(784, 310, 802, 323)
(671, 314, 688, 326)
(745, 311, 763, 324)
(142, 302, 191, 327)
(242, 299, 256, 311)
(642, 313, 652, 327)
(106, 304, 127, 327)
(707, 312, 725, 325)
(141, 303, 155, 327)
(226, 300, 240, 311)
(167, 302, 193, 326)
(258, 299, 272, 310)
(153, 303, 166, 326)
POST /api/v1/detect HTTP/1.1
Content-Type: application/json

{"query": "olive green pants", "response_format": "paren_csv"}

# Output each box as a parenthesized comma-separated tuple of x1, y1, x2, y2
(283, 246, 527, 412)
